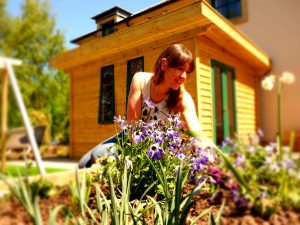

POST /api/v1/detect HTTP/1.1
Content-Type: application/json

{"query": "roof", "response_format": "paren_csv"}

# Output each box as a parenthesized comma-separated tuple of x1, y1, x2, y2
(91, 6, 132, 23)
(71, 0, 177, 44)
(51, 0, 270, 74)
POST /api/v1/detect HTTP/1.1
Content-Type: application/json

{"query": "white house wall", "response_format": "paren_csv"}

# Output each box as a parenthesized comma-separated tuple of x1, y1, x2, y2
(236, 0, 300, 141)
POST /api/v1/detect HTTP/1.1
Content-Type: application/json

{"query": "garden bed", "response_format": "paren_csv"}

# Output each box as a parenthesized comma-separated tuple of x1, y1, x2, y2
(1, 116, 300, 224)
(0, 184, 299, 225)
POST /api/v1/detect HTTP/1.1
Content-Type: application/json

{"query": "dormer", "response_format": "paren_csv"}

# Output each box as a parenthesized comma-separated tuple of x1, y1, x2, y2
(91, 6, 132, 37)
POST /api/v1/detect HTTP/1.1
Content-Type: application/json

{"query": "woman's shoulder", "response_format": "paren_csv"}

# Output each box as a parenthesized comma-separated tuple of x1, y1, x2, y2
(181, 89, 195, 107)
(132, 72, 153, 89)
(133, 72, 152, 81)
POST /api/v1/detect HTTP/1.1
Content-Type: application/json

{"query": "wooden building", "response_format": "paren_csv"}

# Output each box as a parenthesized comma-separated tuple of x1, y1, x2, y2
(51, 0, 271, 158)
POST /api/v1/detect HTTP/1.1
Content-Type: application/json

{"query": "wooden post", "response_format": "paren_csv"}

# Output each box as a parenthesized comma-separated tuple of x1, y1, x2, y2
(0, 57, 46, 176)
(0, 69, 8, 173)
(4, 58, 46, 176)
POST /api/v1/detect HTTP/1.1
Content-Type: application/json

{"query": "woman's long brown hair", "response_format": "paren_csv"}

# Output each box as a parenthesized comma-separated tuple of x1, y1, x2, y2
(152, 44, 194, 113)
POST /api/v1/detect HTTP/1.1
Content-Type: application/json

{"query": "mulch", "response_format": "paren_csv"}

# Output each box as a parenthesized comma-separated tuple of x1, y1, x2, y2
(0, 185, 299, 225)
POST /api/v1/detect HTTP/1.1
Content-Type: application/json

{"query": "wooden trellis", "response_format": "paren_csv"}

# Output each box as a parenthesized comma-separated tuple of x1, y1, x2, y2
(0, 57, 45, 176)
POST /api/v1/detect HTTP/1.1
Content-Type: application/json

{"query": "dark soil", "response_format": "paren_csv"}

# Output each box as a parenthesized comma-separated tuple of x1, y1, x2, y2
(0, 185, 299, 225)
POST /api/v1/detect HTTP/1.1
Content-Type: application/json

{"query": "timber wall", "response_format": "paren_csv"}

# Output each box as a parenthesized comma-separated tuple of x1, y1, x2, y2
(69, 37, 196, 158)
(196, 36, 259, 140)
(69, 35, 260, 158)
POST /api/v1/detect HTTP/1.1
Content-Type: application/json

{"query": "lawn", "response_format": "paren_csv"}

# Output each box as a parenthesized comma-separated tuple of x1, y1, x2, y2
(1, 165, 70, 177)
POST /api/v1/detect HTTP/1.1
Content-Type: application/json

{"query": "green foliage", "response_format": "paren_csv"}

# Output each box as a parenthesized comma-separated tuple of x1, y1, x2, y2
(84, 117, 224, 224)
(144, 164, 207, 225)
(222, 133, 300, 218)
(1, 164, 69, 177)
(30, 179, 53, 199)
(0, 172, 43, 225)
(0, 0, 69, 144)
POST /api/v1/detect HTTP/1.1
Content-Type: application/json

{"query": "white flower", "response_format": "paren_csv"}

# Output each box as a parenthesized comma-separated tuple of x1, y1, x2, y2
(261, 75, 275, 91)
(108, 155, 116, 163)
(89, 163, 101, 173)
(279, 71, 295, 85)
(265, 145, 274, 154)
(125, 156, 133, 169)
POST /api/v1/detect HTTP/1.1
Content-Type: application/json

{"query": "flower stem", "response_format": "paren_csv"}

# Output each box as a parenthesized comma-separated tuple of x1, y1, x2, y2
(277, 80, 283, 160)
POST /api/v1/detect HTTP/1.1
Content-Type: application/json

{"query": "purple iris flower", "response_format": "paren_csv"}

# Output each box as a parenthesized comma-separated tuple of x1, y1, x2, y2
(169, 143, 178, 151)
(257, 128, 264, 137)
(171, 114, 185, 129)
(153, 148, 164, 159)
(195, 146, 202, 154)
(208, 167, 223, 184)
(176, 153, 186, 160)
(154, 132, 164, 145)
(222, 137, 234, 149)
(148, 144, 164, 159)
(132, 131, 143, 143)
(113, 115, 123, 123)
(234, 154, 245, 166)
(144, 97, 155, 109)
(192, 159, 204, 172)
(283, 160, 294, 169)
(113, 115, 127, 130)
(147, 150, 154, 158)
(200, 155, 209, 165)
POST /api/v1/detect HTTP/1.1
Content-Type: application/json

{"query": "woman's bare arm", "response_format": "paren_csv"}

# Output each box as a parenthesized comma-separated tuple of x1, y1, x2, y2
(181, 91, 202, 134)
(126, 73, 142, 123)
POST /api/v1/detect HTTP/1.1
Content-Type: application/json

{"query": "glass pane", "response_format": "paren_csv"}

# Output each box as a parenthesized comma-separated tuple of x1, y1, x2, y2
(127, 57, 144, 106)
(101, 66, 114, 121)
(217, 7, 228, 18)
(214, 0, 226, 8)
(228, 2, 242, 18)
(228, 0, 238, 4)
(213, 66, 224, 145)
(103, 26, 115, 37)
(128, 58, 143, 85)
(102, 20, 115, 37)
(212, 0, 242, 19)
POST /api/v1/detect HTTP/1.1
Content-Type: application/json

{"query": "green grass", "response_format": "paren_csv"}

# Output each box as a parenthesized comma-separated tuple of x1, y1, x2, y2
(1, 165, 70, 177)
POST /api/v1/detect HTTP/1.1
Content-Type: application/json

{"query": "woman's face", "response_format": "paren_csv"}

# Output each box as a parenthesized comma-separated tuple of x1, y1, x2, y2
(163, 61, 191, 90)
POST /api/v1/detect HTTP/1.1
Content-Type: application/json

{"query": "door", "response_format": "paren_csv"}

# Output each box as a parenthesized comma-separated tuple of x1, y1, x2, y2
(211, 60, 237, 146)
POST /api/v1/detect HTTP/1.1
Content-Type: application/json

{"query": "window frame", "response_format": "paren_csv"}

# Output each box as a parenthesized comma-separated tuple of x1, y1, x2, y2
(102, 20, 115, 37)
(98, 65, 115, 124)
(126, 56, 144, 108)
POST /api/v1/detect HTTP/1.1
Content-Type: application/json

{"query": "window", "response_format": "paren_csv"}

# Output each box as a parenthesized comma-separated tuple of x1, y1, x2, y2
(210, 0, 246, 22)
(211, 60, 237, 148)
(102, 20, 115, 37)
(98, 65, 114, 123)
(126, 57, 144, 106)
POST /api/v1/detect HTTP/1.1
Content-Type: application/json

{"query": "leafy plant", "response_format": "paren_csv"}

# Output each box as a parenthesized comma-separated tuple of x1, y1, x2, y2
(106, 115, 220, 197)
(0, 172, 43, 225)
(143, 163, 208, 225)
(220, 133, 300, 218)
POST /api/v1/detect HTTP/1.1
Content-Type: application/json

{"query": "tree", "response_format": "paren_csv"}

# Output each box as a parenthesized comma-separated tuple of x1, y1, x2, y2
(0, 0, 69, 143)
(0, 0, 12, 54)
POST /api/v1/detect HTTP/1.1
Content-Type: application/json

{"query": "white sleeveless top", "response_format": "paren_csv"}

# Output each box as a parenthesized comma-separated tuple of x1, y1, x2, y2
(138, 72, 171, 122)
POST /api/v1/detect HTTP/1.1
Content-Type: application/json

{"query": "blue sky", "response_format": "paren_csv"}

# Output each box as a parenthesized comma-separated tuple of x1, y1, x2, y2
(7, 0, 161, 49)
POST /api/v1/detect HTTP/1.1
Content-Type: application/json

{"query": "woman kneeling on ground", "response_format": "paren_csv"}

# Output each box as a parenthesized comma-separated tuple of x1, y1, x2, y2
(79, 43, 202, 168)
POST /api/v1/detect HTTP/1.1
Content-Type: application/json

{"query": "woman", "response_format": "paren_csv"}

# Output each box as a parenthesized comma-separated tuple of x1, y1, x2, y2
(127, 43, 201, 133)
(78, 43, 201, 168)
